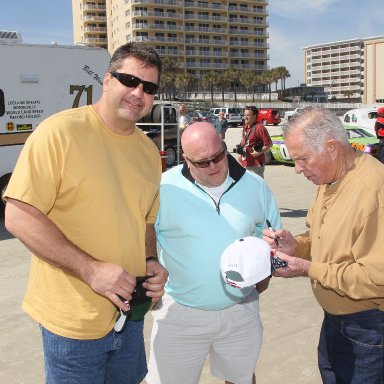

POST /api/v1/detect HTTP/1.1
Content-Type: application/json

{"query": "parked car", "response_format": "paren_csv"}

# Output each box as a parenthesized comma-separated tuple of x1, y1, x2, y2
(188, 110, 218, 125)
(283, 107, 304, 121)
(267, 125, 380, 165)
(342, 107, 381, 134)
(257, 108, 281, 126)
(209, 107, 243, 127)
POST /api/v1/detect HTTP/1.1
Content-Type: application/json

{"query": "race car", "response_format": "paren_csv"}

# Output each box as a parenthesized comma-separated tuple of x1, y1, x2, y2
(267, 125, 380, 165)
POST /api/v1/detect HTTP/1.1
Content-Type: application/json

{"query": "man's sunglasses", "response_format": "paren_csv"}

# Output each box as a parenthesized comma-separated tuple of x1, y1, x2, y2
(111, 72, 159, 95)
(186, 148, 227, 168)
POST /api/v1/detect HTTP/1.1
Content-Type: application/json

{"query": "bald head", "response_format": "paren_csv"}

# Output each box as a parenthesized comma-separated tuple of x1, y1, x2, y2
(181, 122, 221, 155)
(181, 122, 228, 187)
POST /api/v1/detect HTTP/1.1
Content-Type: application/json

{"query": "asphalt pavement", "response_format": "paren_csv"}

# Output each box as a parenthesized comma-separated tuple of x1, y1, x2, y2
(0, 125, 323, 384)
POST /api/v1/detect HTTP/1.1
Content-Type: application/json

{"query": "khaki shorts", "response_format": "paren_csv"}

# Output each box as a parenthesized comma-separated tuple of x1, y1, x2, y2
(146, 291, 262, 384)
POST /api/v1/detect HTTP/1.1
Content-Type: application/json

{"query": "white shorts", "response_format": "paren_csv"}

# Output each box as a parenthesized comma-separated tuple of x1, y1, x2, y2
(146, 291, 263, 384)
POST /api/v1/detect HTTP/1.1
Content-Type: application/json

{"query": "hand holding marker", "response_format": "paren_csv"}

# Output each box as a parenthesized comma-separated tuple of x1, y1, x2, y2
(266, 220, 288, 271)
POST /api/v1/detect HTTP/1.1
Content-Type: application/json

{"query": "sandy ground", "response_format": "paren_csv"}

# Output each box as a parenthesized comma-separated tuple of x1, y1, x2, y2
(0, 125, 323, 383)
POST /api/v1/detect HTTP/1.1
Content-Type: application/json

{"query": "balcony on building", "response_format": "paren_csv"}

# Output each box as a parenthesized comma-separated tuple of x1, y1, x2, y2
(184, 1, 224, 10)
(83, 3, 106, 11)
(84, 26, 108, 34)
(131, 0, 182, 6)
(84, 15, 107, 22)
(84, 37, 108, 44)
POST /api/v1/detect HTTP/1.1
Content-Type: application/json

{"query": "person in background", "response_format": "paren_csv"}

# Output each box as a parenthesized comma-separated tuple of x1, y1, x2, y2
(374, 106, 384, 163)
(146, 122, 281, 384)
(238, 106, 272, 178)
(264, 107, 384, 383)
(215, 110, 229, 140)
(178, 103, 192, 130)
(189, 116, 202, 125)
(4, 42, 168, 384)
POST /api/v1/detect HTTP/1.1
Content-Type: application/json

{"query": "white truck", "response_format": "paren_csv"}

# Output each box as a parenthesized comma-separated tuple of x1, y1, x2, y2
(0, 38, 110, 213)
(283, 107, 303, 121)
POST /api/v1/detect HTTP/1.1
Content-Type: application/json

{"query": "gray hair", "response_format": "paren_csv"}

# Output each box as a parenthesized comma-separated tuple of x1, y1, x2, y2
(282, 107, 349, 153)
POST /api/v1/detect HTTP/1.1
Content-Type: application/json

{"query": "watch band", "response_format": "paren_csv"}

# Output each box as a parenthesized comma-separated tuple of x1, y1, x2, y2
(146, 256, 159, 263)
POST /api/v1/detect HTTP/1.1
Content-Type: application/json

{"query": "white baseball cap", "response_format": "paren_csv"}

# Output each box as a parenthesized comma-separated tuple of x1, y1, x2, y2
(220, 237, 272, 288)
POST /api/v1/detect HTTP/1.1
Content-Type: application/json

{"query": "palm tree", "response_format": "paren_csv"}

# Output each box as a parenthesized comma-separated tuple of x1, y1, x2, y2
(239, 70, 254, 100)
(159, 71, 173, 101)
(271, 67, 281, 92)
(175, 72, 193, 100)
(273, 66, 285, 98)
(261, 69, 274, 102)
(225, 67, 241, 103)
(343, 90, 353, 103)
(250, 72, 263, 102)
(217, 71, 231, 104)
(160, 57, 182, 100)
(278, 66, 291, 99)
(202, 70, 220, 104)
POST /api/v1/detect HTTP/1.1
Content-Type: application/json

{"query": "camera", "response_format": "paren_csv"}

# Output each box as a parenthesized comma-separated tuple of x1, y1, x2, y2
(233, 144, 243, 154)
(233, 142, 263, 154)
(253, 141, 263, 152)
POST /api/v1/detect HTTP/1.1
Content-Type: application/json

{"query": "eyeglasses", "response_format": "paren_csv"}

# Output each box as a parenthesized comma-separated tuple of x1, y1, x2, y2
(111, 72, 159, 95)
(186, 148, 227, 168)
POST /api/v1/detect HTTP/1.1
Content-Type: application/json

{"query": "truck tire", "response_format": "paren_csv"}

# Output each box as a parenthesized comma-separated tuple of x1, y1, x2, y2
(141, 105, 162, 123)
(261, 118, 267, 126)
(165, 145, 177, 167)
(0, 173, 11, 217)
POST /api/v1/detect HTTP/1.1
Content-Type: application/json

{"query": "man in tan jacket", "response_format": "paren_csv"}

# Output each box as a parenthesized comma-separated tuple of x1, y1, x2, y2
(264, 106, 384, 383)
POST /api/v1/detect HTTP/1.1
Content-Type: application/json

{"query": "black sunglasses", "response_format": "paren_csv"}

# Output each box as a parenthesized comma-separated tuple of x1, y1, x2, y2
(111, 72, 159, 95)
(186, 148, 227, 168)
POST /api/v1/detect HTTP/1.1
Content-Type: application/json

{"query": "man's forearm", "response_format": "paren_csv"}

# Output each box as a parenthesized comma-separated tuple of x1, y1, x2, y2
(5, 198, 99, 283)
(145, 223, 158, 258)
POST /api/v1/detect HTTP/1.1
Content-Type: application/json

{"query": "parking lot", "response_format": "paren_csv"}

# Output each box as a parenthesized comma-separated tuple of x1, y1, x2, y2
(0, 125, 323, 384)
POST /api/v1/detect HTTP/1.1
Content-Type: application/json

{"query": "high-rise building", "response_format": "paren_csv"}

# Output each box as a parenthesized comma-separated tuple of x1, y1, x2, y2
(72, 0, 269, 80)
(303, 36, 384, 104)
(72, 0, 108, 49)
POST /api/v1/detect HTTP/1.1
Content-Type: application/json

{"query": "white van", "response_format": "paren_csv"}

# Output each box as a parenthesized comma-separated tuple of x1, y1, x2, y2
(342, 107, 382, 134)
(209, 107, 243, 127)
(0, 38, 110, 213)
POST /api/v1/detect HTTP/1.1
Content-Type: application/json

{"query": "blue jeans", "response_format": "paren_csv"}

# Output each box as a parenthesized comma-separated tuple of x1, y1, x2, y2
(318, 309, 384, 384)
(41, 320, 147, 384)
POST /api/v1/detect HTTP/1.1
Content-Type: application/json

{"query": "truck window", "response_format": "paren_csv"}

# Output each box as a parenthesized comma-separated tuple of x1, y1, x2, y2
(164, 107, 177, 123)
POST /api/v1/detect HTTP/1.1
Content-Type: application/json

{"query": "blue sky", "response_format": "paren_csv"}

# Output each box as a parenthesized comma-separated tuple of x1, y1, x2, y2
(1, 0, 383, 88)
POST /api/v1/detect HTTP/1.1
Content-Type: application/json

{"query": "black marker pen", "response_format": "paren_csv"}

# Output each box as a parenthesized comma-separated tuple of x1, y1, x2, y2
(266, 219, 279, 247)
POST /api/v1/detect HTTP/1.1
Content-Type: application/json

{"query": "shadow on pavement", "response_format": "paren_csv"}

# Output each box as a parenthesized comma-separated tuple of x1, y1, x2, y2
(280, 208, 308, 218)
(0, 217, 13, 241)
